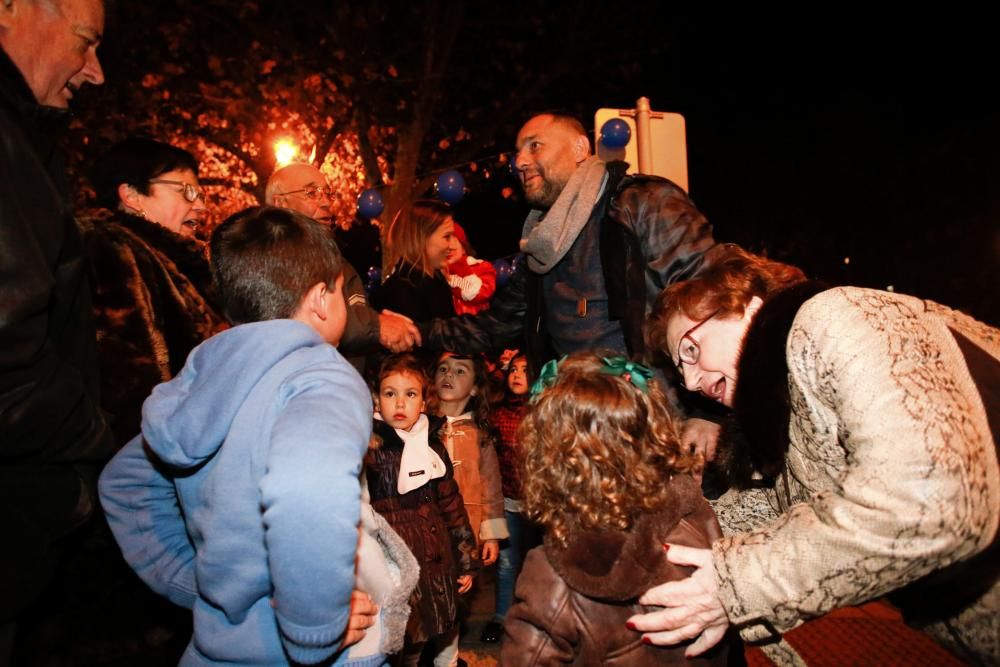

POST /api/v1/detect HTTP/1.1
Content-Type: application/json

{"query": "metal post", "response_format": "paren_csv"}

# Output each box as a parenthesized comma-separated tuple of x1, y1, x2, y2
(635, 96, 653, 174)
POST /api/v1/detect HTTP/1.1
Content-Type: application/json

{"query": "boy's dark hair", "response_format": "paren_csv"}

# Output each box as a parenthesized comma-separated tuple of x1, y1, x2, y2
(210, 206, 343, 324)
(92, 137, 200, 209)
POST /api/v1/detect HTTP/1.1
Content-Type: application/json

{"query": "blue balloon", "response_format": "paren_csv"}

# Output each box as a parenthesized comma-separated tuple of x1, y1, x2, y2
(436, 170, 465, 204)
(600, 118, 632, 149)
(357, 188, 384, 219)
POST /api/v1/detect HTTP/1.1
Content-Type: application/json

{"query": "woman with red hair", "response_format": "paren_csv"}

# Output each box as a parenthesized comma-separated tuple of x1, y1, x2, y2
(633, 246, 999, 665)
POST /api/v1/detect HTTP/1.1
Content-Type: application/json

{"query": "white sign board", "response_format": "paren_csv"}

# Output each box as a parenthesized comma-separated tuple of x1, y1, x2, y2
(594, 108, 689, 193)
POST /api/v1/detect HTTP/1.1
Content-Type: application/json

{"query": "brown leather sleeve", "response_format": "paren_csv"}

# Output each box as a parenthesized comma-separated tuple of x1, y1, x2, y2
(436, 474, 481, 575)
(500, 547, 578, 665)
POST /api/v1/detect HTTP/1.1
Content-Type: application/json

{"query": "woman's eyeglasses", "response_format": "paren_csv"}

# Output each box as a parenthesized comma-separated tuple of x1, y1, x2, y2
(675, 309, 720, 369)
(148, 179, 205, 203)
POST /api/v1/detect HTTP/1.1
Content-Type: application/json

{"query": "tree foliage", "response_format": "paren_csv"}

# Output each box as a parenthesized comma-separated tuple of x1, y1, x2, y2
(70, 0, 661, 228)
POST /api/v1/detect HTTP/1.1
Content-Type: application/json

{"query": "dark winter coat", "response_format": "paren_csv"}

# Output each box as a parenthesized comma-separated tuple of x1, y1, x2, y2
(83, 211, 226, 444)
(375, 261, 455, 323)
(501, 474, 733, 666)
(366, 418, 479, 643)
(0, 46, 114, 620)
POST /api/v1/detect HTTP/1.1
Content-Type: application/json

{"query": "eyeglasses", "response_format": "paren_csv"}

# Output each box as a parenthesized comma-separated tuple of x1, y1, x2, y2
(148, 179, 205, 203)
(675, 309, 720, 370)
(282, 184, 334, 201)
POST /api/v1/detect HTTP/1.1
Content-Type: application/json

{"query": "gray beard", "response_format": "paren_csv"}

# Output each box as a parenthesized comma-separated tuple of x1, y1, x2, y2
(525, 181, 563, 209)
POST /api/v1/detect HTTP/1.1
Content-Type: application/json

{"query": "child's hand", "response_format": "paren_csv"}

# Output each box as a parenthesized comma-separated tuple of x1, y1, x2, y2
(481, 539, 499, 566)
(457, 574, 474, 594)
(338, 589, 379, 650)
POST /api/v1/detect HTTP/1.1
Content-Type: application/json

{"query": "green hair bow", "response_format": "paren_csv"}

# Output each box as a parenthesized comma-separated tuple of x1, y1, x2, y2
(529, 355, 654, 399)
(597, 356, 654, 393)
(529, 356, 566, 400)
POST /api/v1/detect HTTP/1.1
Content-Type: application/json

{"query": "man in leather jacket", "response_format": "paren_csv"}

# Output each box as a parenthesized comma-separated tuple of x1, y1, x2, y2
(419, 113, 724, 450)
(0, 0, 113, 656)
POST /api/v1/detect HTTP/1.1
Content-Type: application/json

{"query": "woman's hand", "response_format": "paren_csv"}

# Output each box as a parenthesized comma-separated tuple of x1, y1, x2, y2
(457, 574, 474, 594)
(627, 544, 730, 657)
(481, 539, 499, 566)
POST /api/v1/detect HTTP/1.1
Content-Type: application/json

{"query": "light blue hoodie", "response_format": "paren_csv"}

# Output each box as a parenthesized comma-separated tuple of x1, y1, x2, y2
(100, 319, 380, 666)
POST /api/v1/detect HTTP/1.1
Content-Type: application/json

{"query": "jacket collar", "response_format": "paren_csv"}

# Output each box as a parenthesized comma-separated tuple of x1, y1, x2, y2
(718, 280, 829, 490)
(0, 45, 72, 156)
(542, 474, 701, 601)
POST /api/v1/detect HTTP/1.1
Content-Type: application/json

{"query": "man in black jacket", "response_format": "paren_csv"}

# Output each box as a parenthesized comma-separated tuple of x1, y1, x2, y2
(0, 0, 113, 657)
(420, 113, 725, 446)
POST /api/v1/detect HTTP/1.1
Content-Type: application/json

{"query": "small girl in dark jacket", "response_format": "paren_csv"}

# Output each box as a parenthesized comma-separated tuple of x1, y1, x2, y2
(366, 353, 479, 666)
(500, 352, 735, 666)
(479, 350, 541, 644)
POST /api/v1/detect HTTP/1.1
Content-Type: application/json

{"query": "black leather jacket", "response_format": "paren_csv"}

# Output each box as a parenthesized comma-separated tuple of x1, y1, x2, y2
(419, 162, 717, 367)
(0, 47, 113, 618)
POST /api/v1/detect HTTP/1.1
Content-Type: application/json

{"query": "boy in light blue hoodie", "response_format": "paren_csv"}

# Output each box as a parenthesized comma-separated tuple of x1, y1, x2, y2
(100, 207, 381, 666)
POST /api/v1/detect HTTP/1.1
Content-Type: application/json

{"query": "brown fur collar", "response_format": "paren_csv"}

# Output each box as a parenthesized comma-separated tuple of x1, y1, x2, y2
(718, 281, 829, 490)
(109, 212, 216, 292)
(542, 474, 702, 601)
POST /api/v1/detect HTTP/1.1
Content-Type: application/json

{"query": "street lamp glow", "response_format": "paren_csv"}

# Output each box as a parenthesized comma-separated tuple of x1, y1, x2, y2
(274, 139, 298, 167)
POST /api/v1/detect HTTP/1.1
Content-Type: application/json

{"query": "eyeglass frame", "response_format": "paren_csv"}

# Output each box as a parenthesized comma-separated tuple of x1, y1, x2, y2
(148, 179, 205, 204)
(674, 309, 721, 370)
(280, 184, 335, 201)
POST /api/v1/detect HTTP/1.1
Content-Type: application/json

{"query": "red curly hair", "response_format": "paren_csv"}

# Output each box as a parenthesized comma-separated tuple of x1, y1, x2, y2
(519, 352, 698, 548)
(645, 245, 806, 360)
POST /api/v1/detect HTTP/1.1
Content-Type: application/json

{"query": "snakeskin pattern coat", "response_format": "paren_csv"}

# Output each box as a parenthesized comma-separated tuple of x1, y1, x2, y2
(711, 284, 999, 665)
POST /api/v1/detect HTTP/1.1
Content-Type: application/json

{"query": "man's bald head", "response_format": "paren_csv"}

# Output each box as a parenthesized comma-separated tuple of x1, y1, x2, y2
(514, 113, 592, 209)
(265, 163, 334, 224)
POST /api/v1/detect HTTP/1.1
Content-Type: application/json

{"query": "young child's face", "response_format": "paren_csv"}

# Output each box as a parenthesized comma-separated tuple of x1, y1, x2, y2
(508, 358, 529, 395)
(379, 371, 426, 431)
(445, 232, 464, 264)
(434, 355, 476, 405)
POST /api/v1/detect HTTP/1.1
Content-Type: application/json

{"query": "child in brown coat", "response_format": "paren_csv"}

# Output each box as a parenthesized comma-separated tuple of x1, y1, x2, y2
(500, 352, 735, 666)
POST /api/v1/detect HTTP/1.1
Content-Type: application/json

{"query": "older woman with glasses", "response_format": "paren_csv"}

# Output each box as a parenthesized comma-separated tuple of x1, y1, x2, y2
(85, 137, 226, 445)
(630, 246, 999, 665)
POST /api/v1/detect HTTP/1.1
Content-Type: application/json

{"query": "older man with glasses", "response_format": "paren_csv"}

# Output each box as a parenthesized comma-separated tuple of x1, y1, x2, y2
(266, 163, 420, 370)
(0, 0, 114, 658)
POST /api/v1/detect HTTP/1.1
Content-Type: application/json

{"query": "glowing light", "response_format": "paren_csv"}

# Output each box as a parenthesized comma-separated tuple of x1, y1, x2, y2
(273, 139, 298, 167)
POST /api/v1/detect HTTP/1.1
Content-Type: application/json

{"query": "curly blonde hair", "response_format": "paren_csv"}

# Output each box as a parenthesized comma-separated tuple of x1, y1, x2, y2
(519, 352, 698, 548)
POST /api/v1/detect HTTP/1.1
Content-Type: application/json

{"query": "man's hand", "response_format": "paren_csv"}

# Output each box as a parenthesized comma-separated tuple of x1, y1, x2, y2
(457, 574, 474, 595)
(378, 310, 421, 352)
(338, 589, 379, 650)
(481, 539, 499, 566)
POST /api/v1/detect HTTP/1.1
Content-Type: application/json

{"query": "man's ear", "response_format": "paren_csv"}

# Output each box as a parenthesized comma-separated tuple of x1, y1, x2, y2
(572, 134, 590, 163)
(0, 0, 18, 29)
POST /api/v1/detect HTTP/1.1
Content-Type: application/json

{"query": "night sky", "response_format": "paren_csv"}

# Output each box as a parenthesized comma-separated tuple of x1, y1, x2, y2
(449, 9, 999, 322)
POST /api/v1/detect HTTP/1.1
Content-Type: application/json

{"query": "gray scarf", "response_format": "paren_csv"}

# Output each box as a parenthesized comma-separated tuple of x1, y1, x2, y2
(520, 156, 608, 274)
